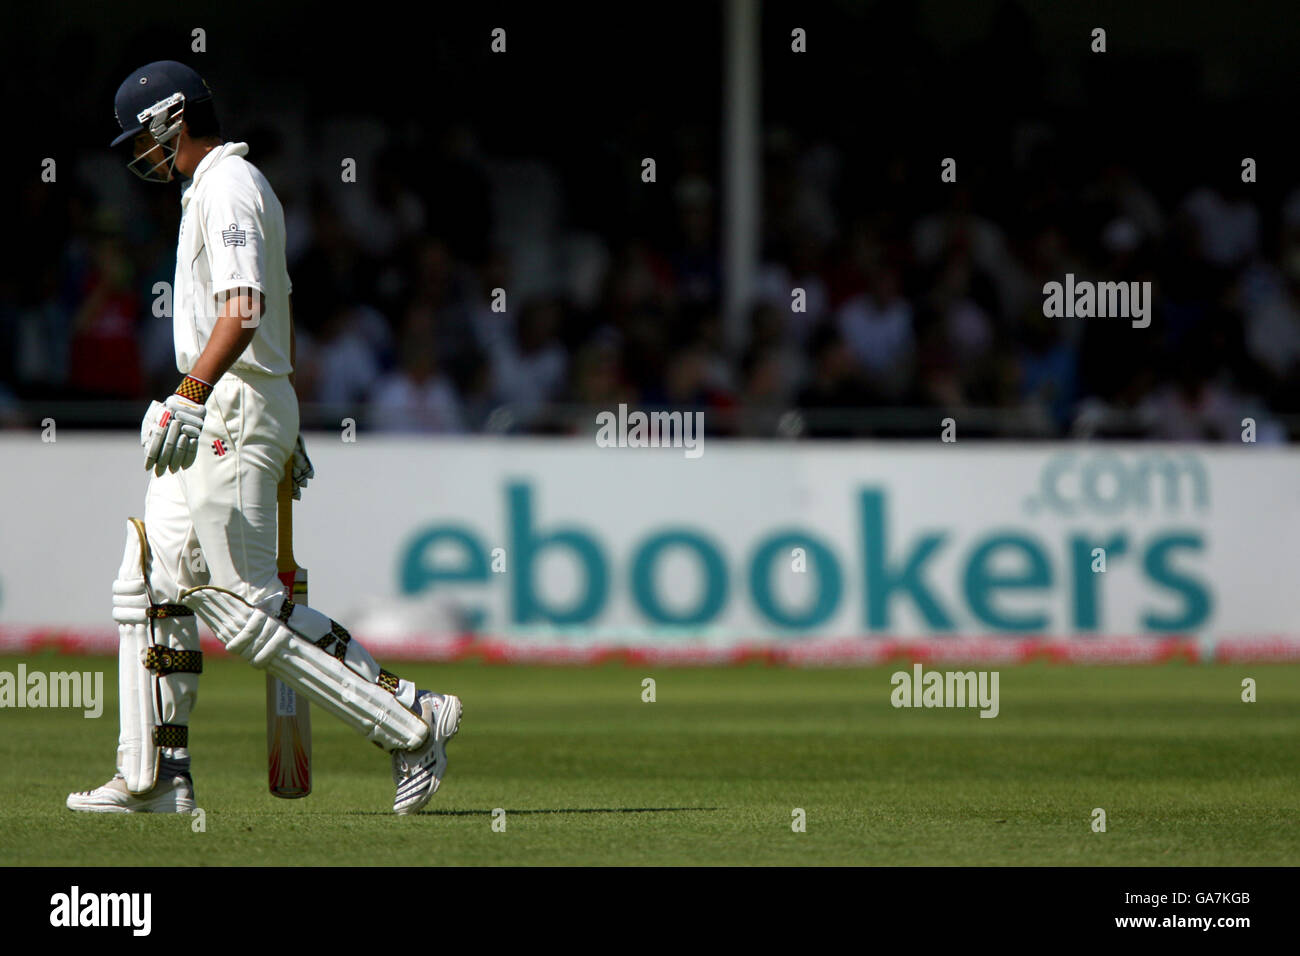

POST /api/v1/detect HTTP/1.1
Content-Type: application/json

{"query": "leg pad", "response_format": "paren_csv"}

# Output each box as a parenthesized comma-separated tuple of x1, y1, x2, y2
(115, 518, 201, 794)
(181, 584, 426, 752)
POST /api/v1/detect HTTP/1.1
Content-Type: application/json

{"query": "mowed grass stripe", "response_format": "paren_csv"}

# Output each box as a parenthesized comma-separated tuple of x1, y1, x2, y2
(0, 656, 1295, 865)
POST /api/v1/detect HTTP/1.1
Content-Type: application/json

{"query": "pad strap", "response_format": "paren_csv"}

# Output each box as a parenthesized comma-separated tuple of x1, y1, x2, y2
(148, 603, 195, 619)
(153, 724, 188, 748)
(315, 621, 352, 660)
(144, 646, 203, 675)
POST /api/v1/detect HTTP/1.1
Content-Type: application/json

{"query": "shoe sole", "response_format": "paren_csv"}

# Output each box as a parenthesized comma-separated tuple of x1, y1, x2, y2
(395, 695, 462, 815)
(66, 795, 195, 814)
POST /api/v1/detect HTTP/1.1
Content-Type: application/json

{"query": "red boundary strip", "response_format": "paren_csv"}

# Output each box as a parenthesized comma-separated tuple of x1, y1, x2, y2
(2, 627, 1298, 664)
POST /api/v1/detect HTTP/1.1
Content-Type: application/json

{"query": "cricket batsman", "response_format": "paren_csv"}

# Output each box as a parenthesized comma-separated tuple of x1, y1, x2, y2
(67, 60, 461, 815)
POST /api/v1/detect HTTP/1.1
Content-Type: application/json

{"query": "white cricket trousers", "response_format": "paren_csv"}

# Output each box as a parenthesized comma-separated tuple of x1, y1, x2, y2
(142, 368, 298, 610)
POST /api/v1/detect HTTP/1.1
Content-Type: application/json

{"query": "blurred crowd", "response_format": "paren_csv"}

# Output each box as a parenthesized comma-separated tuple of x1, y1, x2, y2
(4, 120, 1299, 441)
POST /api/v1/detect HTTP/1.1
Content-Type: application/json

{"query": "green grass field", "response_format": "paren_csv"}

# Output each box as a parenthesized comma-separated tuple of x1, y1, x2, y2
(1, 654, 1296, 865)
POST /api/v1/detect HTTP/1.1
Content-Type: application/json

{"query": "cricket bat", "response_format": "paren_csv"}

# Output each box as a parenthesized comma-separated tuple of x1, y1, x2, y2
(268, 461, 312, 797)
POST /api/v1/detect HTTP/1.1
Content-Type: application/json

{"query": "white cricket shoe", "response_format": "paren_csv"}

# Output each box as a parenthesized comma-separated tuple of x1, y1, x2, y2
(66, 772, 195, 814)
(391, 691, 462, 815)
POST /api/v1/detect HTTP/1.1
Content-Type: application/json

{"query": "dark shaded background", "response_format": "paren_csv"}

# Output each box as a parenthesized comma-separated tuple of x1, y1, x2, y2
(3, 0, 1300, 439)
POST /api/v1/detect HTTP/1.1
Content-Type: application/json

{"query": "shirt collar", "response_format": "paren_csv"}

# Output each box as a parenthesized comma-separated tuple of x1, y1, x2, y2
(181, 142, 249, 207)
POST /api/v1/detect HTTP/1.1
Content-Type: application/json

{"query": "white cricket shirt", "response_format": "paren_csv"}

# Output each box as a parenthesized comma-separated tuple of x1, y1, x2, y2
(173, 142, 293, 376)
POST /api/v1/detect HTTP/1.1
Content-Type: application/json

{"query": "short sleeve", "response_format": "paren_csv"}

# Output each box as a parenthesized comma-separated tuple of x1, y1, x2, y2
(201, 178, 266, 297)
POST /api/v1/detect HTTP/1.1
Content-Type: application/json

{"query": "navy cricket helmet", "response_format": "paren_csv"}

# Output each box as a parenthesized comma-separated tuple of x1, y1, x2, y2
(110, 61, 214, 181)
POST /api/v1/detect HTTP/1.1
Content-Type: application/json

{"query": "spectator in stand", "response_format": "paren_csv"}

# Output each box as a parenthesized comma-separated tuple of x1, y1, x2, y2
(369, 308, 465, 433)
(835, 261, 915, 402)
(661, 344, 737, 434)
(1015, 307, 1078, 432)
(1136, 344, 1254, 442)
(568, 333, 635, 410)
(10, 262, 72, 396)
(301, 302, 387, 410)
(755, 228, 832, 351)
(796, 324, 871, 437)
(340, 146, 427, 262)
(488, 298, 568, 426)
(289, 189, 374, 335)
(1244, 236, 1300, 410)
(67, 215, 143, 399)
(737, 345, 791, 436)
(1180, 180, 1259, 271)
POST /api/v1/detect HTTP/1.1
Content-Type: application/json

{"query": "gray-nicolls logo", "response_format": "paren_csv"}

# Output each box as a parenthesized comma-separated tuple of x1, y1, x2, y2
(49, 886, 151, 936)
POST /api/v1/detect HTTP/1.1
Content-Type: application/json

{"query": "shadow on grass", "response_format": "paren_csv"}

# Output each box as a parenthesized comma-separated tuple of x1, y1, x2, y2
(339, 807, 722, 817)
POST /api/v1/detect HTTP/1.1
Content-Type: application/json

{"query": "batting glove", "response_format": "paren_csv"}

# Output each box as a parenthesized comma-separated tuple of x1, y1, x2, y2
(291, 433, 315, 499)
(143, 376, 211, 475)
